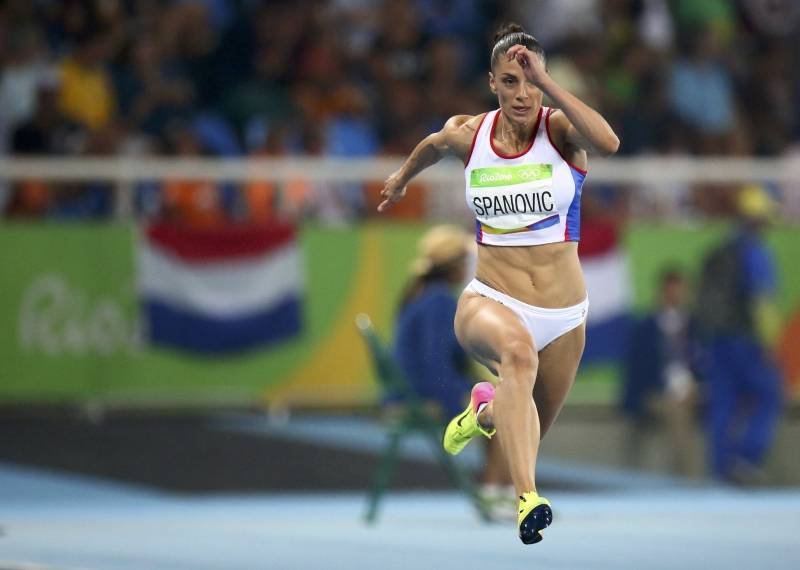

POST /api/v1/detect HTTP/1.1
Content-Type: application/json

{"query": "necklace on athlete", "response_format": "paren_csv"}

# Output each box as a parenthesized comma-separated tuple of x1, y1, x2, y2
(499, 115, 534, 153)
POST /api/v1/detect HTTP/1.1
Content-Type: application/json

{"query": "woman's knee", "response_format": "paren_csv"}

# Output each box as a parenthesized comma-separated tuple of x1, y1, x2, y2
(500, 338, 538, 376)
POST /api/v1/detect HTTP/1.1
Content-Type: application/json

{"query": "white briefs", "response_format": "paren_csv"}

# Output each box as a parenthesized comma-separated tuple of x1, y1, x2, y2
(465, 278, 589, 351)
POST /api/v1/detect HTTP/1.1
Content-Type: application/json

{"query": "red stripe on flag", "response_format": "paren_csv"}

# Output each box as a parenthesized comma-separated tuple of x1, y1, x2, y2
(146, 222, 296, 262)
(577, 218, 618, 258)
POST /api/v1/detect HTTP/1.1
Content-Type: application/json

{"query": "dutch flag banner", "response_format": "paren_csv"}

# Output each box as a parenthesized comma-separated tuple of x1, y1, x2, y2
(579, 218, 633, 363)
(138, 222, 303, 354)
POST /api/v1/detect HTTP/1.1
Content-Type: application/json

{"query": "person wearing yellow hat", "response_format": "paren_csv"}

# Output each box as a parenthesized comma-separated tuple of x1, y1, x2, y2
(393, 226, 473, 416)
(694, 184, 783, 484)
(737, 184, 777, 221)
(404, 225, 474, 294)
(393, 225, 514, 515)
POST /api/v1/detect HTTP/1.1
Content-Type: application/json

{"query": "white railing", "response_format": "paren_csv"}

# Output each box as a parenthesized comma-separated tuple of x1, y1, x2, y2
(1, 156, 799, 183)
(1, 156, 799, 221)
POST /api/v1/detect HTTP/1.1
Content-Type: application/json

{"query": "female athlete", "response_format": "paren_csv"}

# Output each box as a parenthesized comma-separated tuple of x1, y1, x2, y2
(377, 24, 619, 544)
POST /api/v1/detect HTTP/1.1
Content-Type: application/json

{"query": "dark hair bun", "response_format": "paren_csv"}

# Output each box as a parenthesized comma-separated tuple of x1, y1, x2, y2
(489, 22, 544, 68)
(493, 22, 526, 45)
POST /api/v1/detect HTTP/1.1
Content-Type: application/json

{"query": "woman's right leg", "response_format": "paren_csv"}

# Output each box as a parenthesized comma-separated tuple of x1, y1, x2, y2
(482, 438, 512, 487)
(455, 291, 540, 496)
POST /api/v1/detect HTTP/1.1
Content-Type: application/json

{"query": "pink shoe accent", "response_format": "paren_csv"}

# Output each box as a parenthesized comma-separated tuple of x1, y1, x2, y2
(470, 381, 495, 414)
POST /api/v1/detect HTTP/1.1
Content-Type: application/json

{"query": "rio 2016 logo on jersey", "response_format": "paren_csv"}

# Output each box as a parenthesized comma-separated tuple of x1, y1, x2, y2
(469, 164, 554, 219)
(470, 164, 552, 188)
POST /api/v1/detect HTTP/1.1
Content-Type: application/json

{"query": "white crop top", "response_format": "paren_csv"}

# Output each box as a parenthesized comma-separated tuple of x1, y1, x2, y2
(464, 106, 587, 246)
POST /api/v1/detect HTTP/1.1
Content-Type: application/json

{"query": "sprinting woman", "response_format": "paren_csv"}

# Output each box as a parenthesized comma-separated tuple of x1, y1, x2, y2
(377, 23, 619, 544)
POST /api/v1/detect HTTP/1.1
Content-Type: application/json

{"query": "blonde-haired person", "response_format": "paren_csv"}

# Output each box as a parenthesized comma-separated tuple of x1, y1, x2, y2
(379, 22, 619, 543)
(392, 225, 513, 514)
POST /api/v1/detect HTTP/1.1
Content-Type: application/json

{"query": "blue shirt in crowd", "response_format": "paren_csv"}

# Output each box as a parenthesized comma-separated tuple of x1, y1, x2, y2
(392, 281, 471, 416)
(735, 230, 777, 299)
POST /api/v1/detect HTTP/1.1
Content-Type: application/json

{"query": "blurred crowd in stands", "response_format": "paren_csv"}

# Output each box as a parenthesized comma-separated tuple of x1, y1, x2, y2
(0, 0, 798, 221)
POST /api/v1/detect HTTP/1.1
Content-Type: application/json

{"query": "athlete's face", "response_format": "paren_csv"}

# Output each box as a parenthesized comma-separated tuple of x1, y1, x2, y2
(489, 54, 544, 126)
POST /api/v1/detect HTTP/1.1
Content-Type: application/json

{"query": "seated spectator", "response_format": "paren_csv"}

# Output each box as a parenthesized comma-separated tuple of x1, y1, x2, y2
(393, 225, 513, 516)
(162, 179, 226, 228)
(668, 27, 735, 153)
(242, 122, 319, 224)
(6, 75, 84, 219)
(12, 75, 83, 156)
(621, 266, 701, 476)
(112, 36, 195, 137)
(161, 123, 226, 228)
(0, 26, 51, 153)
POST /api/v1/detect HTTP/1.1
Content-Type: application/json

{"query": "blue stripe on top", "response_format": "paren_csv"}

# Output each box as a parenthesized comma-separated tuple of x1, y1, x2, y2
(565, 167, 586, 241)
(528, 214, 560, 231)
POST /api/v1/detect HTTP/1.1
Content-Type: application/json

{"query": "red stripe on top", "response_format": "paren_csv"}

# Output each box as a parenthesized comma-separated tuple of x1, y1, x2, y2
(545, 108, 588, 175)
(464, 112, 489, 167)
(490, 106, 542, 160)
(146, 222, 296, 263)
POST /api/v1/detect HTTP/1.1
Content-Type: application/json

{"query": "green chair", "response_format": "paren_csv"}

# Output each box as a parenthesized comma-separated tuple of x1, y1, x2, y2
(355, 313, 491, 524)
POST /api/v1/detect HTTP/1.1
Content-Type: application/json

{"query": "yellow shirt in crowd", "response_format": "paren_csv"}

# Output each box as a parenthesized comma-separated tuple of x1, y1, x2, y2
(58, 58, 115, 130)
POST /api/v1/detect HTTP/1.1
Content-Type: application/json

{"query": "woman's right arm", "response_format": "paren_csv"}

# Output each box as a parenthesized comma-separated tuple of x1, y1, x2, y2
(377, 114, 477, 212)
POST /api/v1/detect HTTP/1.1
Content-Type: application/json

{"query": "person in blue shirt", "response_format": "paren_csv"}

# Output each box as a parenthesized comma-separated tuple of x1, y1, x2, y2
(695, 185, 783, 484)
(393, 225, 513, 514)
(394, 226, 474, 416)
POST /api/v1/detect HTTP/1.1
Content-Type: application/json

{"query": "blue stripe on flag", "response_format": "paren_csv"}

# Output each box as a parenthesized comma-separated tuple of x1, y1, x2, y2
(582, 313, 632, 363)
(145, 297, 302, 353)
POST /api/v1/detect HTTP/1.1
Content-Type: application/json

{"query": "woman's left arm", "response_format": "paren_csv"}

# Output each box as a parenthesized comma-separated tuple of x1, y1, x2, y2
(506, 45, 620, 156)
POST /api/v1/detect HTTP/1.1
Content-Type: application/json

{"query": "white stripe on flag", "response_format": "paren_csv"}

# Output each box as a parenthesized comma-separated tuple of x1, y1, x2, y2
(582, 249, 632, 323)
(138, 241, 303, 318)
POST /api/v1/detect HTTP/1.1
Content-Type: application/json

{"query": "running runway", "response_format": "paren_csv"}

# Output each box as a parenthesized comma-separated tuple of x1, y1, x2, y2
(1, 415, 799, 569)
(2, 467, 800, 568)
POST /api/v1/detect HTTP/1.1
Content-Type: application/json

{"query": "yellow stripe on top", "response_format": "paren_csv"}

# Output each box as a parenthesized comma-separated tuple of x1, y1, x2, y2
(479, 223, 531, 235)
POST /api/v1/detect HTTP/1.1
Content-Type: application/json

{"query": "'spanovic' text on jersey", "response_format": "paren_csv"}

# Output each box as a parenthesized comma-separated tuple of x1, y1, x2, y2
(472, 191, 554, 217)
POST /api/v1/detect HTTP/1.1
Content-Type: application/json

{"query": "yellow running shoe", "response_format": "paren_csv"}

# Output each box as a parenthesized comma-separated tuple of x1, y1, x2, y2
(517, 491, 552, 544)
(442, 382, 496, 455)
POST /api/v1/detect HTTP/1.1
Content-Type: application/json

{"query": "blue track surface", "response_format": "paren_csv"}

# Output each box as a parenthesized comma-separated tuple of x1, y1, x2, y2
(1, 462, 799, 570)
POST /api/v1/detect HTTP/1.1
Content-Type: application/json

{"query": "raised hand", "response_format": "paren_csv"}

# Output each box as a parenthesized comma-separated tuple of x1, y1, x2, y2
(506, 44, 548, 87)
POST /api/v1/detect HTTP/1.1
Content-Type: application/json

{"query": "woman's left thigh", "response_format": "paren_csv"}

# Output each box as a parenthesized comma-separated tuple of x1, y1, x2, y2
(533, 322, 586, 438)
